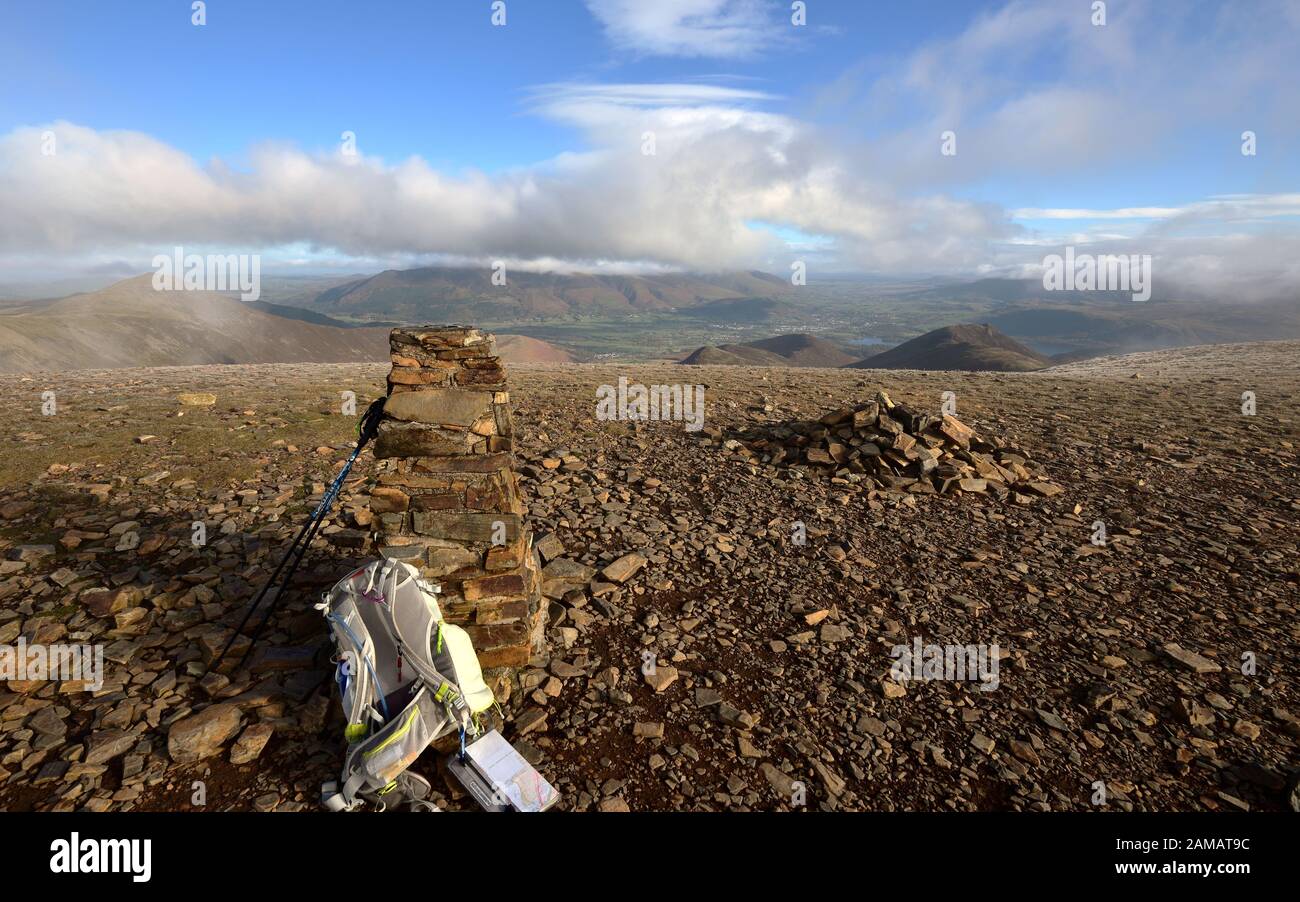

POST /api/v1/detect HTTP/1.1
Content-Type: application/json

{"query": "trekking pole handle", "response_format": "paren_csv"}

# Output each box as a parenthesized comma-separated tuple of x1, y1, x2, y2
(358, 397, 386, 447)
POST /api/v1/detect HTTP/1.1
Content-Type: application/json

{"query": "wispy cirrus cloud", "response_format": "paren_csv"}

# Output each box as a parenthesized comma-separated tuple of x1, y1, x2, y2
(1014, 196, 1300, 222)
(823, 0, 1300, 189)
(583, 0, 787, 58)
(1012, 207, 1186, 221)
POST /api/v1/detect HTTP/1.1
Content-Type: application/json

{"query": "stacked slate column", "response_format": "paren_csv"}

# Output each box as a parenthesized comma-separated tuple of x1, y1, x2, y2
(369, 326, 545, 675)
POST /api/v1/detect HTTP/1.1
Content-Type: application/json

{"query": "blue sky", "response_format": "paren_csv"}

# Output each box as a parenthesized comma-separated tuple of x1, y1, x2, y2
(2, 0, 1298, 292)
(3, 1, 982, 168)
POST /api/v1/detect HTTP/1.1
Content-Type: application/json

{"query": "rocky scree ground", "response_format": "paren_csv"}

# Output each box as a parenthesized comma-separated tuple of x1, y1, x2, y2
(0, 342, 1296, 812)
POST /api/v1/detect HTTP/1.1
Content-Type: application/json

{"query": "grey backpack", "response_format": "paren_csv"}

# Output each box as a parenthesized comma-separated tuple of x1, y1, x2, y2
(316, 559, 495, 811)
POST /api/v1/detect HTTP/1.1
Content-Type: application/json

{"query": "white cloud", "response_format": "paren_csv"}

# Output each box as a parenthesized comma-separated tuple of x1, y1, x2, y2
(0, 95, 1010, 279)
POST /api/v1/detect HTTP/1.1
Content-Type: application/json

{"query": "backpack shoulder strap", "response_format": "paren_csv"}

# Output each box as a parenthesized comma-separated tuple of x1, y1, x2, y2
(383, 561, 468, 711)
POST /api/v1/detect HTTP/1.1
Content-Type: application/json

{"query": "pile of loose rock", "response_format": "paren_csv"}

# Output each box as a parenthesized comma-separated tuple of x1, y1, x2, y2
(710, 391, 1062, 501)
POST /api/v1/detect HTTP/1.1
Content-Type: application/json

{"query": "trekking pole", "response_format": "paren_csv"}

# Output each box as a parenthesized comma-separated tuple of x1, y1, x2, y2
(205, 493, 327, 676)
(206, 398, 386, 676)
(231, 439, 365, 672)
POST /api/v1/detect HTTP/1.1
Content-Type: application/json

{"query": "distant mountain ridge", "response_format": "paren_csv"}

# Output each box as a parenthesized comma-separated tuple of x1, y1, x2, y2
(849, 324, 1051, 372)
(679, 333, 857, 368)
(303, 267, 791, 322)
(899, 277, 1154, 305)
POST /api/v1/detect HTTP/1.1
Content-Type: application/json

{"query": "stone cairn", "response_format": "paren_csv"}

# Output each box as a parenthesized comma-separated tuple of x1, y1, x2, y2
(711, 391, 1062, 500)
(368, 326, 544, 679)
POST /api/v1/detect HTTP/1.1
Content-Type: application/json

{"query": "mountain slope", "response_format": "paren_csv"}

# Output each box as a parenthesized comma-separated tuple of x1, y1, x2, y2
(743, 334, 858, 367)
(0, 275, 389, 372)
(493, 334, 578, 363)
(848, 323, 1051, 372)
(987, 300, 1300, 359)
(679, 345, 786, 366)
(679, 333, 857, 368)
(244, 300, 369, 329)
(0, 275, 587, 372)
